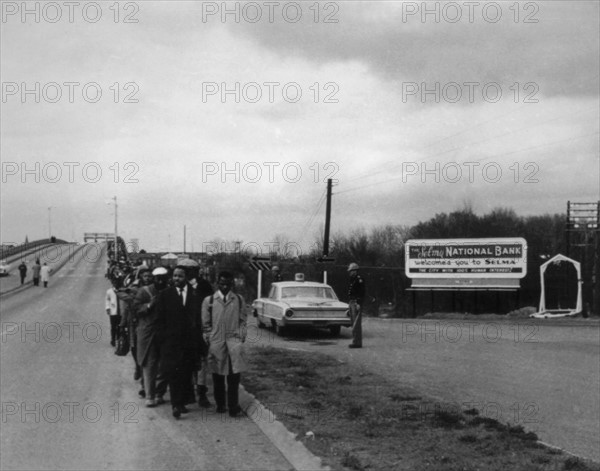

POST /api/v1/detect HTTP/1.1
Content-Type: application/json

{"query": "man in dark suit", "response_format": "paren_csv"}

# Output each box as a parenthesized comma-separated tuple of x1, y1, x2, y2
(18, 262, 27, 284)
(156, 266, 207, 419)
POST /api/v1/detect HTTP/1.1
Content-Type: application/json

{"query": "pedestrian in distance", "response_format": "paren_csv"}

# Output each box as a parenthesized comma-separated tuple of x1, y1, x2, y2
(31, 260, 41, 286)
(156, 266, 207, 419)
(40, 263, 52, 288)
(347, 262, 366, 349)
(18, 262, 27, 285)
(202, 271, 248, 417)
(105, 281, 121, 347)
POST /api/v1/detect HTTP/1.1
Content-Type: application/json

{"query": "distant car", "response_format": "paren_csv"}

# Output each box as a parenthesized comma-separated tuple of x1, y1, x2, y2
(252, 275, 351, 336)
(0, 261, 9, 277)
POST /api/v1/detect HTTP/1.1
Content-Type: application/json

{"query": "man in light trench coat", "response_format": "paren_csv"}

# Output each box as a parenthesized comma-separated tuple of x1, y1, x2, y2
(202, 271, 248, 417)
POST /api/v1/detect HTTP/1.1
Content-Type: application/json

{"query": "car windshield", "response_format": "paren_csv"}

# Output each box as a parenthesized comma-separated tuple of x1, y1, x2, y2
(281, 286, 336, 299)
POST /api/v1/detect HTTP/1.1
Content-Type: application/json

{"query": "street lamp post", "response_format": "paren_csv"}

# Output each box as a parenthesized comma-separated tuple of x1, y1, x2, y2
(107, 197, 118, 260)
(113, 196, 118, 261)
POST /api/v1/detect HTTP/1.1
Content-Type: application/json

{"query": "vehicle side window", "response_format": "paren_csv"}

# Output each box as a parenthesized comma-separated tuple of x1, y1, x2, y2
(268, 286, 276, 299)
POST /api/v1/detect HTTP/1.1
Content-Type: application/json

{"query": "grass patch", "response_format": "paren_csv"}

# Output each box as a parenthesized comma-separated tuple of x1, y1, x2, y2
(341, 452, 365, 471)
(564, 457, 596, 471)
(459, 433, 478, 443)
(244, 345, 600, 471)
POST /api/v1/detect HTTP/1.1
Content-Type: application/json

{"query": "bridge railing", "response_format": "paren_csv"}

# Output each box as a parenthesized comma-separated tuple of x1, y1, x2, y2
(0, 238, 69, 261)
(83, 233, 115, 242)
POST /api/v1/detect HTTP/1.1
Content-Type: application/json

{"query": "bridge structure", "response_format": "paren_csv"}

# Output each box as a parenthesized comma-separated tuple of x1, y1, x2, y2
(83, 232, 114, 243)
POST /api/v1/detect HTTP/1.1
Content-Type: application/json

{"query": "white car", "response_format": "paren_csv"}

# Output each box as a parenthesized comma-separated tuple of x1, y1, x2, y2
(0, 261, 9, 277)
(252, 275, 351, 336)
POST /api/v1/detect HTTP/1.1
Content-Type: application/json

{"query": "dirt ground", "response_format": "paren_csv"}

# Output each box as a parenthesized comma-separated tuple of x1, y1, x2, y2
(244, 344, 600, 471)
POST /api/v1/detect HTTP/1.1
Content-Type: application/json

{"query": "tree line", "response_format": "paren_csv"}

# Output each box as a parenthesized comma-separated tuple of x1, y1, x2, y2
(206, 207, 592, 316)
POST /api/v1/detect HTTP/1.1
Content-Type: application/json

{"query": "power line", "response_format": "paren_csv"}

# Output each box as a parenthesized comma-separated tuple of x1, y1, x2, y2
(298, 188, 327, 238)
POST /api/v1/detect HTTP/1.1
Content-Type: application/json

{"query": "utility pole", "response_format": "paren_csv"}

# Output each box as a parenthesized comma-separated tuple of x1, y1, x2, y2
(323, 179, 333, 284)
(566, 201, 599, 315)
(183, 225, 187, 254)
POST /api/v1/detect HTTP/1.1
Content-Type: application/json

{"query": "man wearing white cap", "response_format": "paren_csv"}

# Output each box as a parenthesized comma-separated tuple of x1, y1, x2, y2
(133, 267, 167, 407)
(347, 263, 365, 348)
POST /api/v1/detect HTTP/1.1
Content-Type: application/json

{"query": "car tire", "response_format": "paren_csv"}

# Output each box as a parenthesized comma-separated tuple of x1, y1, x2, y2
(275, 323, 286, 336)
(256, 315, 265, 329)
(328, 325, 341, 336)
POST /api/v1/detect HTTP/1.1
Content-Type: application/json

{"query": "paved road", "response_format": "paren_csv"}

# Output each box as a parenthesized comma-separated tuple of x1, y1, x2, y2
(0, 243, 81, 295)
(3, 250, 597, 468)
(249, 315, 600, 462)
(0, 253, 297, 471)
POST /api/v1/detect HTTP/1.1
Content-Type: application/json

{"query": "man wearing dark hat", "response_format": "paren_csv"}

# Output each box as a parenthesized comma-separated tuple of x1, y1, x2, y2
(18, 262, 27, 285)
(347, 263, 365, 348)
(271, 266, 282, 282)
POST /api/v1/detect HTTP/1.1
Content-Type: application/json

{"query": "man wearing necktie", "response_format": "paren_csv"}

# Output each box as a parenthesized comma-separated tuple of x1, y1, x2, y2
(156, 266, 207, 419)
(202, 271, 248, 417)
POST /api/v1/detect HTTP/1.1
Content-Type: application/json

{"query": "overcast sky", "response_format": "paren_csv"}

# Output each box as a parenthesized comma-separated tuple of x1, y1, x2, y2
(1, 1, 599, 254)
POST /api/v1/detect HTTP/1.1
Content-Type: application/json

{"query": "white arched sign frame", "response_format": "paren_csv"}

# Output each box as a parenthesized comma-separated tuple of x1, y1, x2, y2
(532, 254, 582, 318)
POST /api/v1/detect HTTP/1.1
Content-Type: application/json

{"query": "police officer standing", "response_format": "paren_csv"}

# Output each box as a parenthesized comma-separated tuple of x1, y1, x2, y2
(347, 263, 365, 348)
(272, 266, 282, 282)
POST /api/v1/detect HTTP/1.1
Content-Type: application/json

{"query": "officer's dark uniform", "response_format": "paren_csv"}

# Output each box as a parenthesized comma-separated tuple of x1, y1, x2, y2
(348, 273, 366, 348)
(18, 263, 27, 285)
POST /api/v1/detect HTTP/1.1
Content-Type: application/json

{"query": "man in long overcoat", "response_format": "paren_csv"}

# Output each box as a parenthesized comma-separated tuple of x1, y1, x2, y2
(134, 267, 167, 407)
(18, 262, 27, 284)
(156, 266, 207, 419)
(202, 271, 248, 417)
(31, 260, 41, 286)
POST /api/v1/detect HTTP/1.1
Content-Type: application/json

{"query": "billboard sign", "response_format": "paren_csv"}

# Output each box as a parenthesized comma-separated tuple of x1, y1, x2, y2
(405, 238, 527, 279)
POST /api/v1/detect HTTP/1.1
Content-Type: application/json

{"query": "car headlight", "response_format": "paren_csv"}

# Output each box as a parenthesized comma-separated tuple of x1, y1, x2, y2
(346, 310, 350, 317)
(285, 309, 294, 318)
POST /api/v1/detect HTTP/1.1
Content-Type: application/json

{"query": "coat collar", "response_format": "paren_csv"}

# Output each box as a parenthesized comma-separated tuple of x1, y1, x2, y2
(216, 290, 232, 303)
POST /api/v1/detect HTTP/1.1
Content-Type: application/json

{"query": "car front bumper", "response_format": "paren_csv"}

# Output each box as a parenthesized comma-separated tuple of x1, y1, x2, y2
(280, 318, 352, 327)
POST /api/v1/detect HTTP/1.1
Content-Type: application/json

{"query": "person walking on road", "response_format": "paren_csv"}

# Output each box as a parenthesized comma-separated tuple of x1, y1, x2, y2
(31, 260, 41, 286)
(117, 272, 143, 385)
(156, 266, 207, 419)
(347, 263, 366, 349)
(202, 271, 248, 417)
(133, 268, 161, 407)
(18, 262, 27, 285)
(190, 269, 214, 408)
(105, 282, 121, 347)
(40, 263, 52, 288)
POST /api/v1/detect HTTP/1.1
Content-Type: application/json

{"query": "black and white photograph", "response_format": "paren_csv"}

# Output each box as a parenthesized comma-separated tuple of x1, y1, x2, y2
(1, 1, 599, 470)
